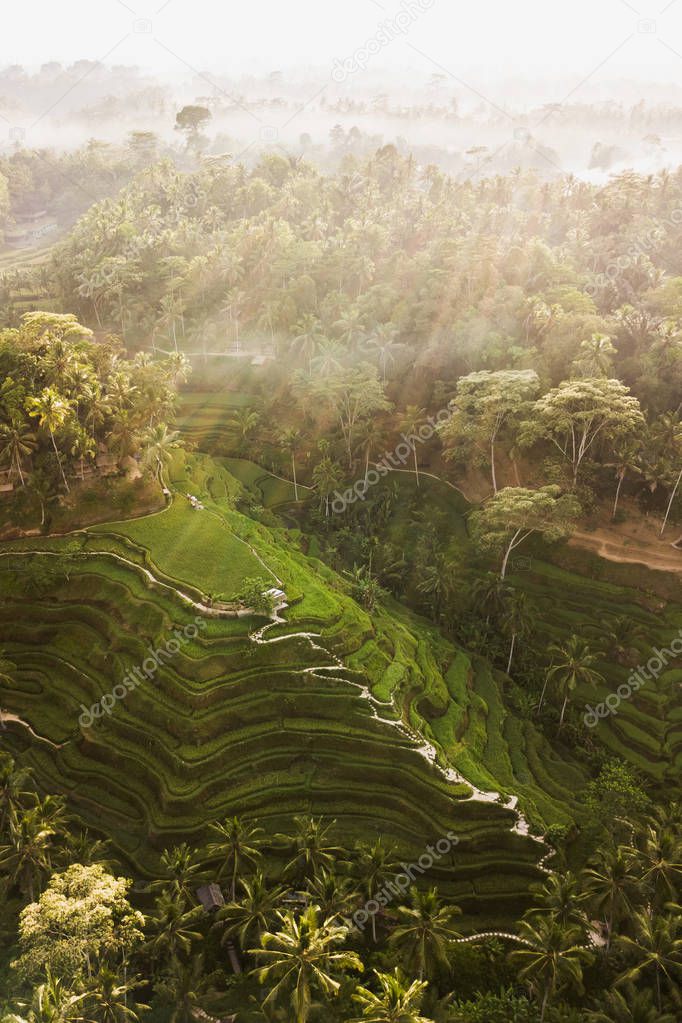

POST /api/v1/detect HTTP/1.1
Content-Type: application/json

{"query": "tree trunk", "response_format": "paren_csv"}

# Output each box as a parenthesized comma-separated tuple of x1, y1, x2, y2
(292, 453, 298, 501)
(558, 693, 569, 731)
(507, 632, 516, 675)
(660, 466, 682, 536)
(225, 939, 242, 975)
(612, 471, 624, 520)
(537, 673, 550, 713)
(491, 435, 497, 494)
(414, 444, 420, 487)
(50, 430, 70, 492)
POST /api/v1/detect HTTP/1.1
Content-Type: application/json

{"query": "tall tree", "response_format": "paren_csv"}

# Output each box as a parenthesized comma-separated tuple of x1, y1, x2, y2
(440, 370, 540, 494)
(470, 486, 581, 579)
(251, 906, 363, 1023)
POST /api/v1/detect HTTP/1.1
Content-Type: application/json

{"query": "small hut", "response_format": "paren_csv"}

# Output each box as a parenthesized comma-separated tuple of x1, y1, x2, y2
(196, 882, 225, 913)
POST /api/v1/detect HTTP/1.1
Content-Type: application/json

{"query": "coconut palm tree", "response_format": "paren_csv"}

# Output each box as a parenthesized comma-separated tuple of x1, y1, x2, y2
(333, 308, 367, 354)
(627, 823, 682, 908)
(26, 388, 74, 492)
(398, 406, 427, 487)
(354, 839, 401, 943)
(529, 871, 589, 931)
(585, 983, 675, 1022)
(158, 953, 219, 1023)
(305, 868, 361, 924)
(349, 968, 432, 1023)
(582, 845, 640, 956)
(81, 968, 148, 1023)
(367, 328, 404, 384)
(147, 892, 203, 965)
(388, 887, 461, 982)
(282, 427, 302, 500)
(228, 408, 260, 455)
(540, 635, 604, 729)
(214, 869, 285, 958)
(11, 969, 86, 1023)
(616, 910, 682, 1012)
(250, 906, 363, 1023)
(0, 419, 36, 486)
(292, 315, 325, 372)
(608, 440, 643, 520)
(141, 424, 182, 484)
(0, 795, 64, 900)
(312, 456, 343, 518)
(279, 815, 345, 882)
(500, 588, 535, 675)
(151, 842, 205, 904)
(0, 753, 33, 838)
(205, 816, 263, 900)
(512, 914, 592, 1022)
(471, 572, 513, 626)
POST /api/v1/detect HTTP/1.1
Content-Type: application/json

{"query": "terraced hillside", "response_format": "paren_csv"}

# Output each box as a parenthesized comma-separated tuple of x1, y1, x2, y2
(341, 468, 682, 793)
(0, 454, 585, 932)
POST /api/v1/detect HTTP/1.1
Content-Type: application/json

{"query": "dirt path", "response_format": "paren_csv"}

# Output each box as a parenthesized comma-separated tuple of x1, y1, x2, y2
(569, 527, 682, 574)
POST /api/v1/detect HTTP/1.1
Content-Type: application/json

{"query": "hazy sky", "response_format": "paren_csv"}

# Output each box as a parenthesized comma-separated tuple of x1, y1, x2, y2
(6, 0, 682, 91)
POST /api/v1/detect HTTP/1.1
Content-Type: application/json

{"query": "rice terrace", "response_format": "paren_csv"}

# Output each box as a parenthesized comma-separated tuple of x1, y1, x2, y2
(0, 6, 681, 1021)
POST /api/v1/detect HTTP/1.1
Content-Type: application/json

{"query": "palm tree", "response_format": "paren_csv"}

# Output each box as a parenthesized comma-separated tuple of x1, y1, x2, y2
(367, 327, 404, 384)
(353, 418, 389, 485)
(250, 906, 363, 1023)
(228, 408, 260, 455)
(500, 589, 535, 675)
(608, 440, 643, 520)
(349, 968, 432, 1023)
(354, 839, 401, 942)
(471, 572, 513, 626)
(650, 412, 682, 536)
(81, 968, 148, 1023)
(572, 333, 617, 377)
(0, 419, 36, 486)
(586, 983, 676, 1023)
(292, 315, 325, 372)
(141, 424, 182, 484)
(582, 845, 639, 956)
(334, 308, 367, 354)
(151, 842, 205, 903)
(280, 814, 345, 882)
(398, 406, 426, 487)
(26, 388, 74, 492)
(540, 635, 604, 729)
(529, 871, 589, 930)
(0, 753, 33, 837)
(158, 953, 218, 1023)
(311, 339, 344, 378)
(0, 796, 64, 900)
(148, 891, 203, 965)
(616, 910, 682, 1012)
(627, 823, 682, 908)
(282, 427, 302, 500)
(12, 969, 86, 1023)
(214, 869, 285, 958)
(388, 887, 461, 981)
(205, 816, 263, 900)
(512, 914, 592, 1022)
(312, 456, 343, 517)
(306, 868, 361, 924)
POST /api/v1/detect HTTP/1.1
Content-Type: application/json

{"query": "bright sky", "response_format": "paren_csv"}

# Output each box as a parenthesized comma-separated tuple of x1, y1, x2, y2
(6, 0, 682, 87)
